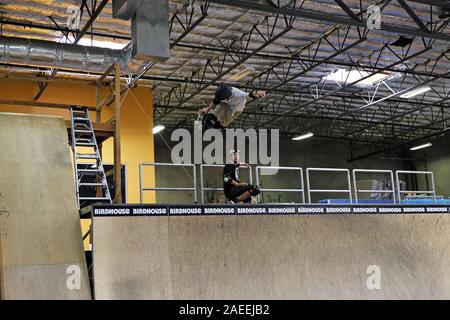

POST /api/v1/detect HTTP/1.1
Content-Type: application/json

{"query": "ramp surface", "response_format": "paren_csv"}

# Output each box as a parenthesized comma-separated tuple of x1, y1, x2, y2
(0, 113, 90, 300)
(93, 212, 450, 299)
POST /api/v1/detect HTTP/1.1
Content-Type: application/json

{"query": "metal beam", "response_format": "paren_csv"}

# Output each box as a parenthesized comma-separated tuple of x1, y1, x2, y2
(33, 0, 109, 100)
(98, 64, 116, 84)
(228, 26, 370, 118)
(33, 69, 57, 100)
(249, 40, 450, 138)
(348, 127, 450, 161)
(349, 99, 450, 150)
(157, 14, 295, 120)
(340, 54, 450, 139)
(75, 0, 109, 44)
(202, 0, 450, 41)
(3, 18, 450, 79)
(155, 102, 431, 131)
(0, 72, 97, 86)
(114, 64, 122, 204)
(255, 45, 432, 128)
(397, 0, 430, 33)
(333, 0, 361, 21)
(247, 26, 367, 93)
(0, 99, 96, 110)
(5, 62, 450, 103)
(264, 0, 278, 7)
(406, 0, 450, 9)
(155, 24, 368, 119)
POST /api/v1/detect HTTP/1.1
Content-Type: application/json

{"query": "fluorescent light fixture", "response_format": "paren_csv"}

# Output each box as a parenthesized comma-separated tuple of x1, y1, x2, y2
(400, 86, 432, 99)
(323, 69, 391, 86)
(153, 125, 165, 134)
(292, 132, 314, 141)
(228, 66, 255, 81)
(409, 142, 432, 151)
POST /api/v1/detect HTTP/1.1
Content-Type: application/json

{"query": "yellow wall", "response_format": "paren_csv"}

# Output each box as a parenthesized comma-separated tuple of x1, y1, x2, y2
(0, 78, 156, 248)
(98, 87, 156, 204)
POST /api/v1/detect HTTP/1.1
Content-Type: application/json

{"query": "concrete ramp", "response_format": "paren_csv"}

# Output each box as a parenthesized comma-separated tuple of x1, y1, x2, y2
(93, 210, 450, 299)
(0, 113, 90, 300)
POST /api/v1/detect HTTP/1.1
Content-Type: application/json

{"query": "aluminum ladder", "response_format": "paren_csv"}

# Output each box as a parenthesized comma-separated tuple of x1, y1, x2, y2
(70, 106, 112, 209)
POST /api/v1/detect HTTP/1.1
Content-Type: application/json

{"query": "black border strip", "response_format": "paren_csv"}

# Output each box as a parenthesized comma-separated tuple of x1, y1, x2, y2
(91, 204, 450, 217)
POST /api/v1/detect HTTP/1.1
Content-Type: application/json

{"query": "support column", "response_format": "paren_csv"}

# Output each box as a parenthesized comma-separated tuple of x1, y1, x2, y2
(95, 85, 104, 199)
(114, 64, 122, 204)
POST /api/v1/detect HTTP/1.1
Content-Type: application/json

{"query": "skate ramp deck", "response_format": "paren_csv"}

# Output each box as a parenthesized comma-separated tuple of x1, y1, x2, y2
(0, 113, 90, 300)
(93, 207, 450, 299)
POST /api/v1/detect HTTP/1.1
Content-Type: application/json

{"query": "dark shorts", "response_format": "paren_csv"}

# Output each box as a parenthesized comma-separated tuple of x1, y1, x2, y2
(225, 185, 251, 201)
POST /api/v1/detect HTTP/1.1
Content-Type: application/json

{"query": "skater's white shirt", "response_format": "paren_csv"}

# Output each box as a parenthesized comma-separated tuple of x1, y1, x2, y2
(212, 87, 249, 127)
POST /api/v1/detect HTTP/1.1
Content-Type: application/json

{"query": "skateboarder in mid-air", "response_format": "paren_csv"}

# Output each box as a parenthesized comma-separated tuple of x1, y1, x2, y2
(223, 150, 260, 204)
(201, 83, 267, 131)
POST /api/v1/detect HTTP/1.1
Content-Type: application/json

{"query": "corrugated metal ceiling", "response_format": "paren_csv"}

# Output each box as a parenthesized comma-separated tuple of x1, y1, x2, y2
(1, 0, 450, 154)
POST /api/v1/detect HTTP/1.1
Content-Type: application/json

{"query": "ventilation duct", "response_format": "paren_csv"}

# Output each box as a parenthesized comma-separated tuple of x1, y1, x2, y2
(0, 0, 170, 74)
(0, 36, 149, 74)
(113, 0, 170, 62)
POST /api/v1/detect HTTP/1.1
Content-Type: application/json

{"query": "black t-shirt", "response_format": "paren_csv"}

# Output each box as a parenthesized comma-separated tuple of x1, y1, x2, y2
(223, 163, 240, 193)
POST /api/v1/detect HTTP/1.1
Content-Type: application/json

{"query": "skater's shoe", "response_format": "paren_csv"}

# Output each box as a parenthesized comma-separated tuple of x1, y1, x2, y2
(226, 199, 236, 204)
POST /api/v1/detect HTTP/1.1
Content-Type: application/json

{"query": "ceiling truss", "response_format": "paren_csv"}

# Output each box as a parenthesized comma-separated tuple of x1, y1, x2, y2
(1, 0, 450, 158)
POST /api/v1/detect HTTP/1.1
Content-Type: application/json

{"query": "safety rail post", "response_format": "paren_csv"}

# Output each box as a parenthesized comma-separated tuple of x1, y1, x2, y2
(395, 170, 436, 204)
(255, 166, 305, 204)
(306, 168, 352, 204)
(352, 169, 396, 204)
(139, 163, 197, 204)
(200, 164, 252, 204)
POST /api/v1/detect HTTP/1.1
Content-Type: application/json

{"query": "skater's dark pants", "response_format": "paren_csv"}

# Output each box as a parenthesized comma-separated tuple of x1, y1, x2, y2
(225, 185, 253, 203)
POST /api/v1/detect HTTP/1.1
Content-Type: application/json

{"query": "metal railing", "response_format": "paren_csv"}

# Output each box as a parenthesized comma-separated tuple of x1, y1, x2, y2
(136, 162, 439, 206)
(199, 164, 252, 204)
(352, 169, 396, 204)
(256, 166, 305, 203)
(139, 163, 197, 204)
(395, 170, 436, 204)
(306, 168, 352, 204)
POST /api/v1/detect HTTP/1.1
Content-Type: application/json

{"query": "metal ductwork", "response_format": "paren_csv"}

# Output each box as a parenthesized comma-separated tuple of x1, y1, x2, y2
(0, 36, 142, 73)
(114, 0, 170, 62)
(0, 0, 169, 75)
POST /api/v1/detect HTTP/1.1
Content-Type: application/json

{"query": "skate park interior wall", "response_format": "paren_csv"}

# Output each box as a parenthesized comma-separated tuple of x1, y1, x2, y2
(0, 79, 156, 248)
(410, 130, 450, 197)
(153, 130, 414, 204)
(93, 213, 450, 299)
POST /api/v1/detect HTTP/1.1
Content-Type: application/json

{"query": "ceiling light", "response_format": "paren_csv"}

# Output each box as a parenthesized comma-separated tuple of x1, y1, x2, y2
(400, 86, 432, 99)
(292, 132, 314, 141)
(228, 66, 255, 81)
(409, 142, 432, 151)
(323, 69, 391, 86)
(153, 125, 165, 134)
